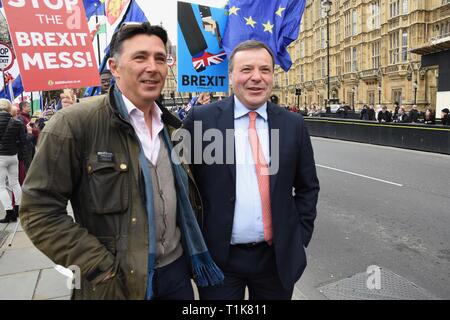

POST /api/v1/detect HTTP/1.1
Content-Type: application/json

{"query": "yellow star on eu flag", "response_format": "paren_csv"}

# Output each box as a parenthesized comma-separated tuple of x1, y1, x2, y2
(276, 6, 286, 17)
(263, 20, 274, 33)
(229, 6, 240, 15)
(244, 16, 257, 28)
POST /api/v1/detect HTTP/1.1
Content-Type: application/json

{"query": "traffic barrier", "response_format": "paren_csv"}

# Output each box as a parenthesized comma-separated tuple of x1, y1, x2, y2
(304, 117, 450, 154)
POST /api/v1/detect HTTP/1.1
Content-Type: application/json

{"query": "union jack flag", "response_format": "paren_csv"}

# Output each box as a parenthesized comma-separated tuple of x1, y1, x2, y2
(192, 50, 227, 72)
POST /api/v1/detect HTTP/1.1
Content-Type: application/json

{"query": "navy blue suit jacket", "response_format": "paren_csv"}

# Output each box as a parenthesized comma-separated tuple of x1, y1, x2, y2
(183, 96, 320, 289)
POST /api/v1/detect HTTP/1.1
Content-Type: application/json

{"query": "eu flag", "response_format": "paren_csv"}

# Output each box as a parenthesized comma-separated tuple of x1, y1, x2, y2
(83, 0, 106, 20)
(221, 0, 306, 71)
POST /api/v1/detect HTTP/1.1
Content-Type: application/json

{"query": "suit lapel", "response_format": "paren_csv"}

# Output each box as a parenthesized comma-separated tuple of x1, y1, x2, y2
(216, 96, 236, 186)
(267, 102, 282, 197)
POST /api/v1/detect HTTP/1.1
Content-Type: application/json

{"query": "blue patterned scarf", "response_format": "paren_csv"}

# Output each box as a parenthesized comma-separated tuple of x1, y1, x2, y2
(113, 86, 223, 299)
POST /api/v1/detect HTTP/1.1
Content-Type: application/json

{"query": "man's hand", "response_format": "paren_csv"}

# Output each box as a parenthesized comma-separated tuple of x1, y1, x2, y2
(60, 89, 77, 108)
(197, 92, 211, 105)
(26, 123, 33, 134)
(100, 270, 116, 283)
(202, 16, 217, 34)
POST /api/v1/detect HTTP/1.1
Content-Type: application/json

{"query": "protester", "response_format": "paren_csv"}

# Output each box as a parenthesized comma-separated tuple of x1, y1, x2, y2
(20, 22, 222, 300)
(183, 40, 320, 300)
(378, 105, 393, 123)
(393, 106, 410, 123)
(100, 70, 113, 94)
(441, 108, 449, 125)
(368, 105, 376, 121)
(409, 105, 421, 123)
(0, 99, 31, 223)
(423, 109, 435, 125)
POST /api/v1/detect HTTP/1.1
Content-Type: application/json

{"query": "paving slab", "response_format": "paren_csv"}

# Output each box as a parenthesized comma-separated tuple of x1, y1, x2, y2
(0, 271, 39, 300)
(0, 247, 55, 276)
(1, 231, 33, 250)
(33, 268, 72, 300)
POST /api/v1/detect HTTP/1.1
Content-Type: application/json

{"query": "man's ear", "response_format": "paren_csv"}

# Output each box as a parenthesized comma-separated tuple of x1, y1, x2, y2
(108, 58, 119, 78)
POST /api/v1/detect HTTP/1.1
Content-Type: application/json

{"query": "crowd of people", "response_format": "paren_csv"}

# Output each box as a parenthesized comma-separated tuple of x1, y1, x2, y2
(0, 99, 40, 223)
(300, 101, 450, 125)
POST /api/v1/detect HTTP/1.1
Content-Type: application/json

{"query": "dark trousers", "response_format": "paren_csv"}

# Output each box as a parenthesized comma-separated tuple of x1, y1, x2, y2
(199, 242, 293, 300)
(152, 254, 194, 300)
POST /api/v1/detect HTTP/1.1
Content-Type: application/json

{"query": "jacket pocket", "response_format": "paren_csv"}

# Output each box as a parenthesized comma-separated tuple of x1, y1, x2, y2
(86, 153, 129, 214)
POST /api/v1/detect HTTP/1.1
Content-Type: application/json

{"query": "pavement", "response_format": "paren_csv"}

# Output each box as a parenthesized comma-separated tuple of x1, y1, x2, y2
(0, 200, 313, 300)
(0, 205, 72, 300)
(4, 137, 446, 300)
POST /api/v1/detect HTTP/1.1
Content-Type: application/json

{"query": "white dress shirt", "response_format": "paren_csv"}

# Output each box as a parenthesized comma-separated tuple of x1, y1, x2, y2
(122, 94, 164, 165)
(231, 96, 270, 244)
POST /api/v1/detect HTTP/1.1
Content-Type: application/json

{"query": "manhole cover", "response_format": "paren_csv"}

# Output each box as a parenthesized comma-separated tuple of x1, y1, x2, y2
(318, 267, 440, 300)
(0, 230, 10, 247)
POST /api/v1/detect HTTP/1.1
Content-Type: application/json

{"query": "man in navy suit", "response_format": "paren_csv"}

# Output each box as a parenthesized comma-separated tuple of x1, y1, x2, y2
(183, 40, 319, 300)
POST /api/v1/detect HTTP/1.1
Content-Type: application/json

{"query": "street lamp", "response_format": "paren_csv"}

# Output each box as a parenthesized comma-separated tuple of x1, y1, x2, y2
(352, 86, 356, 111)
(378, 84, 382, 105)
(413, 81, 418, 105)
(295, 87, 302, 110)
(322, 0, 332, 112)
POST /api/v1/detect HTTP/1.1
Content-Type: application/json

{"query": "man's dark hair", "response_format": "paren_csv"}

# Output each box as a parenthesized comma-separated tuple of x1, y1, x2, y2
(228, 40, 275, 73)
(109, 22, 168, 59)
(442, 108, 449, 114)
(270, 95, 279, 105)
(101, 69, 112, 76)
(19, 101, 29, 111)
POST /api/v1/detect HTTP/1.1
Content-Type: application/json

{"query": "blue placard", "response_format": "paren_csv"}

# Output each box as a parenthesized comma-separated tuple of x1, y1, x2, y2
(177, 2, 228, 93)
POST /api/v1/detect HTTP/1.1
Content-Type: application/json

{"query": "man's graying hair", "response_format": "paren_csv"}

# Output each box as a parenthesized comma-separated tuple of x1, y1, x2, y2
(228, 40, 275, 73)
(109, 22, 168, 61)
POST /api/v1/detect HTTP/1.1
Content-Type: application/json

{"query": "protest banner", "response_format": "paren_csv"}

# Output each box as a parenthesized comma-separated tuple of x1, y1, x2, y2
(177, 1, 228, 93)
(2, 0, 100, 91)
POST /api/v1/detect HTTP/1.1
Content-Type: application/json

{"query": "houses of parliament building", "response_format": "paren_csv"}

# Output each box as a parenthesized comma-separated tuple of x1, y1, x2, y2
(274, 0, 450, 111)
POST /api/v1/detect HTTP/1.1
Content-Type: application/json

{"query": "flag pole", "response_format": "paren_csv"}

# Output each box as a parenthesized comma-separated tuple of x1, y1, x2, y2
(169, 65, 184, 107)
(95, 4, 102, 66)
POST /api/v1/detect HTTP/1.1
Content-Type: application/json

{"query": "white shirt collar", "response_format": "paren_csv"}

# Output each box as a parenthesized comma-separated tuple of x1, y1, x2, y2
(121, 94, 162, 120)
(234, 96, 268, 121)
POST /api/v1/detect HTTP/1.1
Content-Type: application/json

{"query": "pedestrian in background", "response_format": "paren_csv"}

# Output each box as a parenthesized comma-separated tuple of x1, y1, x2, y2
(0, 99, 31, 224)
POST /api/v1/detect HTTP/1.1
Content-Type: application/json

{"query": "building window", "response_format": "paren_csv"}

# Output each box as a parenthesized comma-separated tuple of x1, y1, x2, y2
(392, 89, 402, 104)
(389, 31, 400, 64)
(300, 64, 305, 83)
(316, 29, 321, 51)
(321, 27, 326, 49)
(336, 53, 341, 76)
(321, 57, 327, 78)
(372, 41, 380, 69)
(352, 9, 358, 35)
(402, 30, 408, 61)
(345, 11, 351, 38)
(390, 0, 400, 18)
(285, 72, 289, 86)
(345, 48, 351, 73)
(368, 91, 375, 105)
(402, 0, 408, 14)
(352, 47, 358, 72)
(316, 60, 321, 79)
(370, 1, 381, 29)
(335, 21, 340, 45)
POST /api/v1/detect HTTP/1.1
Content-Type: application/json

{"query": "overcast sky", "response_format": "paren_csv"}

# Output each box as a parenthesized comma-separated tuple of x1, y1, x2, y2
(143, 0, 228, 43)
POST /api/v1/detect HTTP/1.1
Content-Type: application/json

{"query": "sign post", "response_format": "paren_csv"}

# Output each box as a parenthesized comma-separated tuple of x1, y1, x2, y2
(0, 42, 15, 94)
